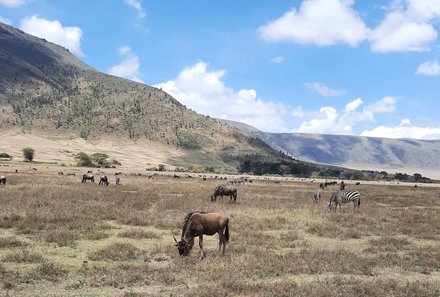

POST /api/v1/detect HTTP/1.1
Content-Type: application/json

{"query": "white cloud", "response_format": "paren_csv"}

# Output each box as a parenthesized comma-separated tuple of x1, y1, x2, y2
(124, 0, 146, 18)
(271, 56, 285, 64)
(0, 15, 12, 25)
(399, 118, 411, 126)
(258, 0, 369, 47)
(292, 106, 304, 118)
(258, 0, 440, 53)
(107, 46, 143, 83)
(369, 11, 437, 53)
(294, 97, 397, 134)
(361, 119, 440, 140)
(155, 62, 288, 132)
(0, 0, 27, 7)
(363, 96, 396, 121)
(20, 15, 84, 57)
(407, 0, 440, 20)
(416, 60, 440, 76)
(306, 82, 345, 97)
(344, 97, 363, 113)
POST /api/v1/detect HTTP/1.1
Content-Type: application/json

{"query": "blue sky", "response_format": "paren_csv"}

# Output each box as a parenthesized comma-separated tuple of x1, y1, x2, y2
(1, 0, 440, 139)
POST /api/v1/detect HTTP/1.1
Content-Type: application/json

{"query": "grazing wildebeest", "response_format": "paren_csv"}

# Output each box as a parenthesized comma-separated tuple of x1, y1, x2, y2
(0, 176, 6, 185)
(82, 174, 94, 183)
(211, 185, 237, 203)
(99, 175, 109, 186)
(174, 211, 229, 258)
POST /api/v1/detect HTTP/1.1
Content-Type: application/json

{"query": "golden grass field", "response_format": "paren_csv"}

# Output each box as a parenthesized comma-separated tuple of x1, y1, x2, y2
(1, 166, 440, 296)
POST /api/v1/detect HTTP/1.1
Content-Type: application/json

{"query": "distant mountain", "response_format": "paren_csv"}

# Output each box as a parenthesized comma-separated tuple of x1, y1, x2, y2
(221, 119, 440, 178)
(0, 22, 323, 175)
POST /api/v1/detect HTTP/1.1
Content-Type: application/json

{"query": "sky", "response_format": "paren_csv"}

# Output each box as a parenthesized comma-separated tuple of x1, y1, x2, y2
(1, 0, 440, 139)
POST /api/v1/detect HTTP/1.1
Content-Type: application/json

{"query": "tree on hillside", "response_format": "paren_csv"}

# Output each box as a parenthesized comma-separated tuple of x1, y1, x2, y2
(22, 147, 35, 162)
(90, 153, 110, 168)
(75, 152, 94, 167)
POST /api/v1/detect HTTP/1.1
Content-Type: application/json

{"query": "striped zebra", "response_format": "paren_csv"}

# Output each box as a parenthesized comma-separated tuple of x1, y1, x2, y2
(313, 188, 324, 203)
(328, 190, 360, 211)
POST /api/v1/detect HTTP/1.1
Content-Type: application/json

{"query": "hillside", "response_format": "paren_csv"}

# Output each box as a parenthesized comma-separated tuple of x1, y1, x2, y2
(0, 22, 318, 175)
(221, 119, 440, 179)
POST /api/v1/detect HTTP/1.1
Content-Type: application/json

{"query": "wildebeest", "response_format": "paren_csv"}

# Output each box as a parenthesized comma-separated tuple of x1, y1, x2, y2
(99, 175, 109, 186)
(82, 174, 94, 183)
(211, 185, 237, 203)
(0, 176, 6, 185)
(174, 211, 229, 258)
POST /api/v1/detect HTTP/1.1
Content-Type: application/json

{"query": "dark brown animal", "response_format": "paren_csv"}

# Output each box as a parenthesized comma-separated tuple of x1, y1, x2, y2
(211, 185, 237, 203)
(0, 176, 6, 185)
(99, 175, 109, 186)
(82, 174, 94, 183)
(174, 211, 229, 258)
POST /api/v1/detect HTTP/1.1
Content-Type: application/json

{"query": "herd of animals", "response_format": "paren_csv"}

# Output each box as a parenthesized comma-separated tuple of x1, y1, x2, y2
(0, 169, 363, 259)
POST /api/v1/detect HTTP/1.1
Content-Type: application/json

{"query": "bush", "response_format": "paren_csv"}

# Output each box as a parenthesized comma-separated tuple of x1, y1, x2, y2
(91, 153, 110, 168)
(22, 147, 35, 162)
(0, 152, 11, 158)
(75, 152, 94, 167)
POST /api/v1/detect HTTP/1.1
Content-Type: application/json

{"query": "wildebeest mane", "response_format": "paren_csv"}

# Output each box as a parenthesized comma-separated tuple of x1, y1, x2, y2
(181, 211, 206, 238)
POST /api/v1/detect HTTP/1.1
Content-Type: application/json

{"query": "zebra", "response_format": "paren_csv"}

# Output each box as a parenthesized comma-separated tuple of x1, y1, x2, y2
(328, 190, 360, 212)
(313, 188, 324, 203)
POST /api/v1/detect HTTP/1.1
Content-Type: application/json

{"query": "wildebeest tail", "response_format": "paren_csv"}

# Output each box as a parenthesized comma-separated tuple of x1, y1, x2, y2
(224, 220, 230, 243)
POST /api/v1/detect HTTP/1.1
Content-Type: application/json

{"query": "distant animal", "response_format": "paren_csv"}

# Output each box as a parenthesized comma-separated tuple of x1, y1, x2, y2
(313, 188, 324, 204)
(173, 174, 180, 179)
(58, 171, 64, 175)
(99, 175, 109, 186)
(355, 182, 360, 185)
(328, 190, 361, 212)
(211, 185, 237, 203)
(339, 181, 345, 191)
(32, 168, 37, 171)
(66, 173, 76, 177)
(82, 174, 94, 183)
(174, 211, 229, 258)
(0, 176, 6, 185)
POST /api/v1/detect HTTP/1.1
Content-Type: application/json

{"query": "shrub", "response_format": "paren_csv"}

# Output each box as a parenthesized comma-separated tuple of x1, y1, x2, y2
(22, 147, 35, 161)
(75, 152, 94, 167)
(0, 152, 11, 158)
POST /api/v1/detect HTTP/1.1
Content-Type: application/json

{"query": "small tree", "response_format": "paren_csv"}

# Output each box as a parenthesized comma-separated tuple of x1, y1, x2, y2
(22, 147, 35, 162)
(75, 152, 94, 167)
(91, 153, 110, 168)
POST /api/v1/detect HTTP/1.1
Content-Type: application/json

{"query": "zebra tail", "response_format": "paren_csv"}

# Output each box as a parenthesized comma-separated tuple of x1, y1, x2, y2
(358, 197, 361, 207)
(224, 220, 230, 243)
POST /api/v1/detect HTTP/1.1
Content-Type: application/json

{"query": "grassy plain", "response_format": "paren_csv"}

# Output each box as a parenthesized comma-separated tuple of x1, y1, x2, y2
(1, 168, 440, 296)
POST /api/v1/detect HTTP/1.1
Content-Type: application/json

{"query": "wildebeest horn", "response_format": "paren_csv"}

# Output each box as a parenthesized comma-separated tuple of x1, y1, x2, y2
(173, 236, 178, 243)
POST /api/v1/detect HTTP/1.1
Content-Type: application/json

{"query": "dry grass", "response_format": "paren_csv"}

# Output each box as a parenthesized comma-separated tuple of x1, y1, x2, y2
(1, 169, 440, 296)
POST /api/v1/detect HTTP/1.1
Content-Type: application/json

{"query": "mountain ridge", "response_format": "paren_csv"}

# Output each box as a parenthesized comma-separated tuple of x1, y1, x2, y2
(220, 119, 440, 178)
(0, 21, 317, 175)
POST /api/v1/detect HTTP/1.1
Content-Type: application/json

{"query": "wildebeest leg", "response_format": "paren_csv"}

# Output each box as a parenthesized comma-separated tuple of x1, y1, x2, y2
(199, 235, 204, 259)
(218, 231, 224, 256)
